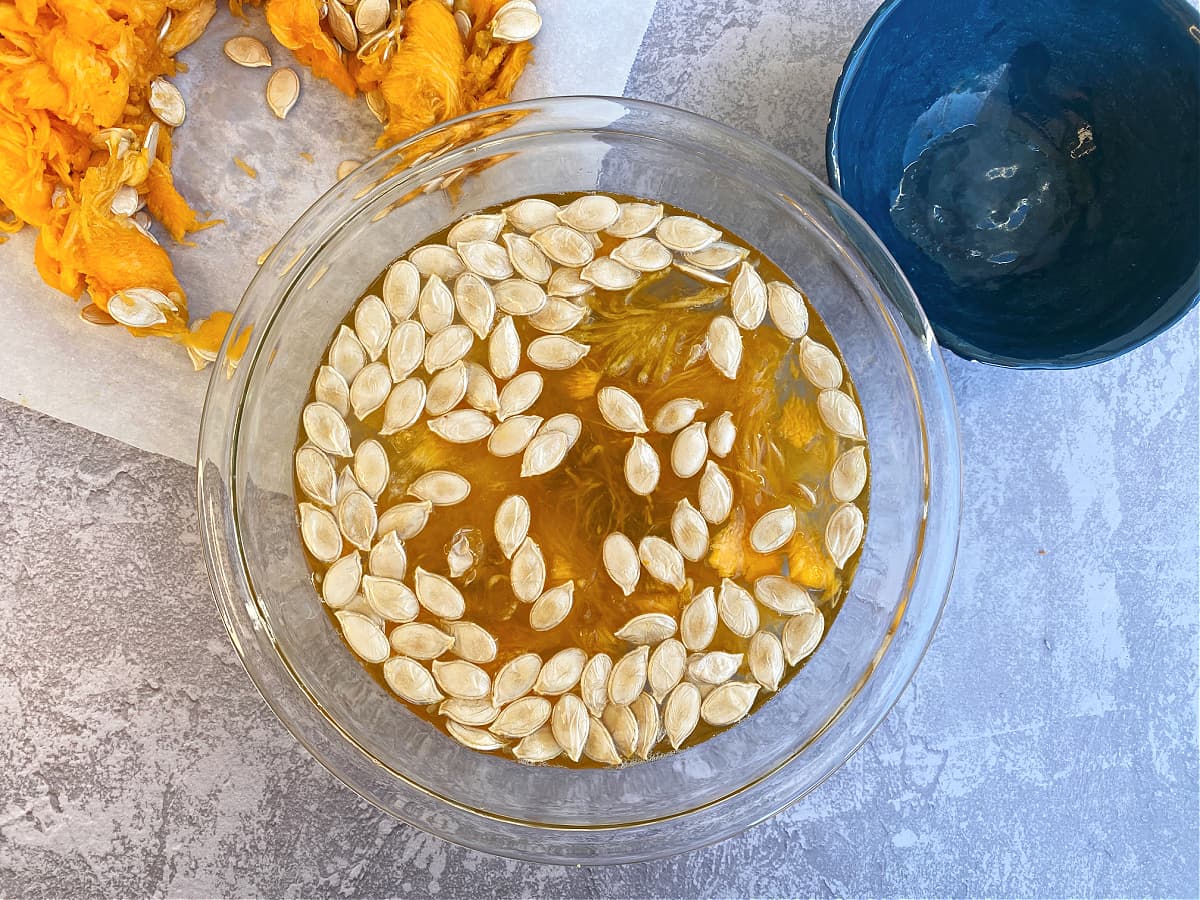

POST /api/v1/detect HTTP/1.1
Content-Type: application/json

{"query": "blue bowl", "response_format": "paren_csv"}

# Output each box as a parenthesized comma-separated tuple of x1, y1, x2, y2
(827, 0, 1200, 368)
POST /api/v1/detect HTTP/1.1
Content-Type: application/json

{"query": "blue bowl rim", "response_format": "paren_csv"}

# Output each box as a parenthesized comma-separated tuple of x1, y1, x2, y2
(825, 0, 1200, 370)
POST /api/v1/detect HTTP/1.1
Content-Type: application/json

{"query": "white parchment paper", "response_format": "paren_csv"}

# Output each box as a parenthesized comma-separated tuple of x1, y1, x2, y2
(0, 3, 656, 464)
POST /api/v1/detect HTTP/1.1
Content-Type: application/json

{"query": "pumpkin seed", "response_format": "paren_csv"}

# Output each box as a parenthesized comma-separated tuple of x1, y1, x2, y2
(653, 398, 704, 434)
(547, 266, 591, 297)
(491, 696, 551, 738)
(520, 430, 570, 476)
(149, 77, 186, 126)
(597, 386, 648, 433)
(464, 362, 500, 413)
(670, 421, 708, 478)
(624, 436, 660, 496)
(648, 639, 687, 701)
(538, 413, 582, 448)
(494, 278, 547, 315)
(390, 622, 455, 660)
(688, 650, 742, 685)
(296, 445, 337, 507)
(730, 262, 767, 330)
(698, 461, 733, 524)
(616, 613, 677, 645)
(494, 495, 531, 559)
(412, 568, 465, 619)
(448, 213, 505, 248)
(581, 653, 613, 717)
(583, 717, 622, 765)
(638, 536, 686, 590)
(817, 389, 866, 440)
(527, 297, 588, 334)
(767, 281, 809, 339)
(611, 237, 673, 272)
(411, 245, 465, 281)
(749, 505, 796, 553)
(491, 0, 542, 42)
(432, 659, 490, 700)
(529, 581, 574, 631)
(799, 337, 843, 389)
(551, 694, 589, 762)
(830, 446, 868, 503)
(533, 647, 586, 694)
(581, 257, 639, 291)
(458, 240, 514, 281)
(422, 324, 473, 374)
(336, 466, 360, 499)
(527, 334, 589, 370)
(353, 296, 390, 361)
(706, 411, 736, 458)
(531, 225, 593, 267)
(446, 529, 478, 578)
(349, 362, 391, 420)
(602, 703, 639, 757)
(362, 575, 419, 622)
(510, 537, 546, 602)
(496, 371, 543, 420)
(441, 698, 500, 727)
(380, 378, 427, 433)
(674, 262, 729, 285)
(428, 408, 494, 443)
(664, 682, 701, 749)
(425, 361, 468, 416)
(707, 315, 742, 379)
(377, 500, 432, 541)
(329, 325, 366, 382)
(352, 439, 389, 499)
(487, 414, 543, 457)
(492, 652, 542, 706)
(749, 631, 785, 692)
(418, 274, 455, 333)
(501, 233, 553, 283)
(488, 315, 521, 379)
(224, 35, 272, 67)
(383, 259, 420, 321)
(700, 682, 758, 727)
(557, 194, 620, 232)
(825, 502, 865, 568)
(630, 693, 661, 759)
(383, 657, 443, 704)
(304, 401, 352, 456)
(513, 725, 562, 763)
(717, 578, 758, 638)
(684, 241, 748, 270)
(607, 201, 663, 238)
(680, 587, 718, 651)
(368, 531, 407, 579)
(409, 470, 470, 505)
(326, 0, 358, 50)
(314, 366, 350, 418)
(602, 532, 640, 596)
(334, 611, 390, 663)
(608, 645, 649, 706)
(783, 607, 824, 665)
(670, 498, 709, 562)
(753, 575, 816, 615)
(265, 68, 300, 119)
(656, 215, 720, 252)
(447, 721, 506, 751)
(321, 553, 361, 607)
(504, 198, 559, 233)
(387, 320, 425, 381)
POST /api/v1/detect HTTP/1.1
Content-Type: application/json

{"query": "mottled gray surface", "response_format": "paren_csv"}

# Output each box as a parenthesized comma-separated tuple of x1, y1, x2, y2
(2, 0, 1199, 896)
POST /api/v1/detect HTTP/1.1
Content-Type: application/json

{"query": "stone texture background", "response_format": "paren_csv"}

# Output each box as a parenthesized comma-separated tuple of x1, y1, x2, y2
(1, 0, 1197, 896)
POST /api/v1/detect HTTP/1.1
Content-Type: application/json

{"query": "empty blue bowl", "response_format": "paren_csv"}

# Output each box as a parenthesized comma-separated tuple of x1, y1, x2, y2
(827, 0, 1200, 367)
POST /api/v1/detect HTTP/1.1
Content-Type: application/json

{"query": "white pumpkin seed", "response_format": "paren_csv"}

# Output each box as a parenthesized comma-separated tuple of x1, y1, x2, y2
(336, 466, 360, 500)
(670, 421, 708, 478)
(596, 386, 647, 433)
(417, 273, 455, 334)
(631, 693, 661, 759)
(383, 657, 443, 704)
(411, 245, 465, 281)
(265, 68, 300, 119)
(782, 607, 825, 665)
(754, 575, 816, 615)
(334, 611, 389, 663)
(387, 320, 426, 381)
(413, 567, 466, 619)
(354, 295, 391, 360)
(380, 378, 426, 433)
(547, 266, 591, 297)
(448, 213, 505, 248)
(700, 682, 758, 727)
(383, 259, 420, 321)
(513, 725, 562, 763)
(825, 502, 865, 568)
(314, 366, 350, 418)
(351, 440, 389, 500)
(799, 336, 843, 389)
(336, 489, 377, 551)
(624, 436, 660, 496)
(510, 537, 546, 603)
(428, 408, 494, 443)
(353, 0, 389, 33)
(707, 315, 742, 379)
(377, 500, 432, 541)
(446, 529, 477, 578)
(520, 430, 570, 476)
(223, 35, 272, 67)
(749, 505, 796, 553)
(606, 201, 663, 238)
(655, 215, 721, 252)
(491, 0, 542, 41)
(664, 682, 701, 749)
(504, 198, 560, 233)
(425, 361, 468, 416)
(494, 495, 531, 559)
(501, 233, 553, 283)
(527, 334, 590, 370)
(349, 362, 391, 420)
(557, 194, 620, 232)
(529, 581, 574, 631)
(463, 362, 500, 413)
(458, 240, 514, 281)
(611, 236, 673, 272)
(440, 698, 500, 727)
(321, 553, 362, 607)
(674, 262, 730, 285)
(488, 315, 521, 379)
(583, 717, 622, 765)
(432, 659, 490, 700)
(304, 401, 352, 456)
(149, 77, 186, 126)
(581, 653, 613, 717)
(538, 413, 582, 448)
(453, 273, 497, 340)
(684, 241, 748, 270)
(296, 445, 337, 506)
(648, 639, 687, 701)
(491, 696, 552, 738)
(602, 703, 639, 757)
(608, 645, 649, 706)
(368, 531, 407, 580)
(670, 498, 709, 562)
(602, 533, 640, 596)
(423, 324, 473, 373)
(749, 631, 785, 692)
(362, 575, 419, 622)
(527, 297, 588, 334)
(688, 650, 743, 685)
(551, 694, 589, 762)
(531, 224, 594, 267)
(830, 446, 868, 503)
(817, 389, 866, 440)
(638, 536, 686, 590)
(409, 470, 470, 505)
(447, 721, 506, 751)
(652, 398, 704, 434)
(496, 371, 542, 421)
(613, 613, 676, 647)
(533, 647, 586, 694)
(706, 411, 736, 458)
(730, 262, 767, 330)
(494, 278, 547, 315)
(717, 578, 759, 638)
(487, 414, 543, 457)
(767, 281, 809, 339)
(581, 257, 639, 291)
(492, 652, 543, 706)
(390, 622, 455, 660)
(329, 325, 366, 382)
(698, 461, 733, 524)
(680, 587, 718, 651)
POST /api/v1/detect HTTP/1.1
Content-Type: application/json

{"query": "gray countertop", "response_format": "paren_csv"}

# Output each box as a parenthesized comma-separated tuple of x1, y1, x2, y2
(2, 0, 1197, 896)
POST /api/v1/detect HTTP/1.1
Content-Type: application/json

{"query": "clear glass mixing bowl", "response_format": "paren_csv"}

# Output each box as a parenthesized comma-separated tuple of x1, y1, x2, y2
(197, 97, 961, 865)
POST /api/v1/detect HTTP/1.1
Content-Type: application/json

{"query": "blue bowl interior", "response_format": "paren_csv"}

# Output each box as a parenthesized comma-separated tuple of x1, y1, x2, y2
(829, 0, 1200, 367)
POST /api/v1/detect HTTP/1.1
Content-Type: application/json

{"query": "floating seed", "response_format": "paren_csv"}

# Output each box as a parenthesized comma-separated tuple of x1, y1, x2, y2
(707, 315, 742, 379)
(783, 607, 825, 665)
(448, 213, 505, 247)
(266, 68, 300, 119)
(602, 703, 639, 757)
(607, 201, 664, 238)
(383, 259, 420, 321)
(330, 325, 366, 382)
(624, 436, 660, 496)
(664, 682, 701, 749)
(354, 295, 391, 360)
(767, 281, 809, 339)
(551, 694, 589, 762)
(149, 77, 186, 126)
(825, 502, 865, 568)
(425, 361, 468, 416)
(527, 335, 590, 370)
(615, 613, 677, 646)
(441, 698, 500, 727)
(558, 194, 620, 232)
(513, 725, 562, 763)
(581, 653, 613, 717)
(799, 337, 843, 389)
(304, 402, 352, 457)
(533, 647, 586, 694)
(817, 389, 866, 440)
(583, 717, 622, 765)
(830, 446, 868, 503)
(500, 233, 552, 283)
(368, 531, 407, 579)
(377, 500, 432, 541)
(418, 274, 455, 334)
(754, 575, 816, 615)
(608, 645, 649, 707)
(597, 386, 648, 433)
(638, 536, 686, 590)
(648, 639, 687, 701)
(531, 225, 594, 267)
(504, 198, 559, 233)
(730, 262, 767, 329)
(362, 575, 419, 622)
(446, 530, 477, 579)
(409, 470, 470, 506)
(432, 659, 490, 700)
(674, 262, 730, 285)
(322, 553, 362, 607)
(335, 611, 390, 663)
(336, 466, 360, 499)
(458, 240, 514, 281)
(706, 412, 736, 458)
(492, 652, 542, 706)
(749, 505, 796, 553)
(520, 430, 570, 476)
(411, 245, 465, 281)
(656, 215, 720, 252)
(384, 657, 443, 704)
(488, 315, 521, 379)
(487, 414, 542, 457)
(698, 461, 733, 524)
(413, 568, 465, 619)
(340, 595, 384, 629)
(380, 378, 426, 433)
(349, 362, 391, 420)
(447, 721, 506, 751)
(688, 650, 742, 685)
(510, 537, 546, 603)
(602, 533, 640, 596)
(530, 581, 574, 631)
(224, 35, 272, 67)
(749, 632, 785, 692)
(670, 421, 708, 478)
(538, 413, 582, 448)
(390, 622, 455, 660)
(653, 398, 704, 434)
(494, 495, 531, 559)
(296, 445, 337, 506)
(352, 439, 389, 499)
(680, 587, 718, 651)
(387, 320, 425, 381)
(423, 324, 474, 374)
(718, 578, 759, 638)
(631, 693, 660, 759)
(527, 297, 588, 334)
(494, 278, 547, 315)
(491, 697, 552, 739)
(611, 237, 673, 272)
(428, 408, 494, 443)
(670, 498, 709, 562)
(581, 257, 639, 291)
(497, 371, 543, 421)
(315, 366, 350, 417)
(685, 241, 748, 270)
(700, 682, 758, 727)
(547, 266, 590, 297)
(464, 362, 500, 413)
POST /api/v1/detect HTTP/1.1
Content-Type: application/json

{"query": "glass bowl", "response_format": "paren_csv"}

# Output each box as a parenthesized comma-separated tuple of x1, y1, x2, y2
(197, 96, 961, 865)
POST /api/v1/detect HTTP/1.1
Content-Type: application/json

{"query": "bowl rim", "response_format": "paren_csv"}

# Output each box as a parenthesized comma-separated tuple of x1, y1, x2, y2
(825, 0, 1200, 370)
(198, 94, 963, 864)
